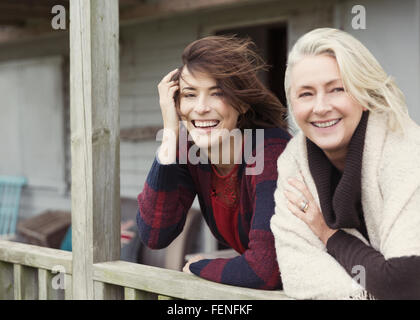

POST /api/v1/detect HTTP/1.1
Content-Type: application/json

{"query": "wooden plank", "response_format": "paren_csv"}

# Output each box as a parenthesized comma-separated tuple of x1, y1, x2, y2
(13, 264, 40, 300)
(120, 0, 267, 22)
(124, 287, 156, 300)
(94, 281, 123, 300)
(0, 261, 14, 299)
(93, 281, 106, 300)
(124, 287, 136, 300)
(64, 274, 73, 300)
(22, 267, 38, 300)
(13, 264, 22, 300)
(158, 294, 176, 300)
(93, 261, 292, 300)
(38, 268, 66, 300)
(0, 1, 68, 14)
(0, 240, 72, 272)
(38, 269, 48, 300)
(70, 0, 120, 300)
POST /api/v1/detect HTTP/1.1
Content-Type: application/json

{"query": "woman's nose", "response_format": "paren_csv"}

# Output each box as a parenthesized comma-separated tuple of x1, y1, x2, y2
(313, 94, 332, 115)
(195, 96, 211, 114)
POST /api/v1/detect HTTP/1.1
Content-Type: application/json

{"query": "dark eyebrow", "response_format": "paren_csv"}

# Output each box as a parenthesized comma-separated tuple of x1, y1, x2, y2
(181, 86, 221, 91)
(181, 86, 196, 91)
(298, 85, 314, 90)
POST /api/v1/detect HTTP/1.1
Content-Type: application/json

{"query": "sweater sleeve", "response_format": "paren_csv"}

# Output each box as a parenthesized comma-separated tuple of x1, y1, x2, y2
(327, 230, 420, 300)
(189, 136, 289, 290)
(137, 156, 197, 249)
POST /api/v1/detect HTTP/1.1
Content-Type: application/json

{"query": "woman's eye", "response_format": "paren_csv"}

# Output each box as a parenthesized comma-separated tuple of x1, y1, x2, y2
(182, 93, 195, 98)
(212, 91, 224, 97)
(298, 92, 312, 98)
(332, 87, 344, 93)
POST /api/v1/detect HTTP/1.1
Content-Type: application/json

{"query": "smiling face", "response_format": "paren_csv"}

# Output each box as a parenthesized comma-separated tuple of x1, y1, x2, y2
(178, 67, 240, 151)
(289, 54, 366, 168)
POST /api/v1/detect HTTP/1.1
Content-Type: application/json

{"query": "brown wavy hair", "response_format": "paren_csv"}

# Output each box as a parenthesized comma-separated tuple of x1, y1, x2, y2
(172, 35, 288, 131)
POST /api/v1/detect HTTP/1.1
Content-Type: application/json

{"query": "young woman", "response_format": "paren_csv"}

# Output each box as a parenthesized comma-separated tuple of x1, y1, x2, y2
(137, 35, 290, 289)
(271, 28, 420, 299)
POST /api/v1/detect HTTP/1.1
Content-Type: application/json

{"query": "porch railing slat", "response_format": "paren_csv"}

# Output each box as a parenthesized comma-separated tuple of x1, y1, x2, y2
(0, 261, 13, 299)
(65, 274, 73, 300)
(38, 269, 48, 300)
(14, 264, 39, 300)
(124, 287, 157, 300)
(13, 264, 22, 300)
(158, 295, 176, 300)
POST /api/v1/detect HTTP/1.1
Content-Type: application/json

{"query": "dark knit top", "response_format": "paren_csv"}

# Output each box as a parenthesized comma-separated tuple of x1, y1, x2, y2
(307, 111, 420, 300)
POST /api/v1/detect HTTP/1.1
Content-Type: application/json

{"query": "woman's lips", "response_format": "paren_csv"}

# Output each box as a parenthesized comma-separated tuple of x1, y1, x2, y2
(311, 118, 341, 128)
(192, 120, 220, 133)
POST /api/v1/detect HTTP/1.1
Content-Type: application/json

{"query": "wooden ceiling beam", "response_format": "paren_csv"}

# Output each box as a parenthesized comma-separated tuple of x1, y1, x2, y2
(0, 4, 69, 22)
(120, 0, 257, 22)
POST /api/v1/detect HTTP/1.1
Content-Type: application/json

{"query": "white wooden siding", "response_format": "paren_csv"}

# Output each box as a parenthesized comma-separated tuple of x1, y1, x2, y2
(338, 0, 420, 125)
(0, 56, 69, 218)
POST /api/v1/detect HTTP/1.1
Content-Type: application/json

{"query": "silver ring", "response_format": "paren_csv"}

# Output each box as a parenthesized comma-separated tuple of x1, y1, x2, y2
(300, 199, 309, 213)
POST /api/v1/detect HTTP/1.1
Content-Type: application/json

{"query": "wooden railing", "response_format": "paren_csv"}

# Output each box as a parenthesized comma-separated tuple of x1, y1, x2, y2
(0, 240, 290, 300)
(0, 240, 72, 300)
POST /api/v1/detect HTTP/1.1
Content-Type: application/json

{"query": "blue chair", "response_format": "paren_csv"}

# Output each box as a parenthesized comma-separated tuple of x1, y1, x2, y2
(60, 226, 72, 251)
(0, 175, 27, 239)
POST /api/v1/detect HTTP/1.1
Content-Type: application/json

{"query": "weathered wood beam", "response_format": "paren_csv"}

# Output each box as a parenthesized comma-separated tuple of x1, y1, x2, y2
(0, 240, 72, 271)
(70, 0, 120, 300)
(0, 0, 68, 6)
(93, 261, 292, 300)
(0, 1, 69, 23)
(120, 0, 262, 22)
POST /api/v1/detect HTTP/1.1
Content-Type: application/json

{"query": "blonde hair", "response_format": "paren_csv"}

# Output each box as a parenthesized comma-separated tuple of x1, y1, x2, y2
(284, 28, 408, 131)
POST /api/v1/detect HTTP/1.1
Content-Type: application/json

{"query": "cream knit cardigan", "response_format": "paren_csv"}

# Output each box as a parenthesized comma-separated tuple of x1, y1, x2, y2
(270, 111, 420, 299)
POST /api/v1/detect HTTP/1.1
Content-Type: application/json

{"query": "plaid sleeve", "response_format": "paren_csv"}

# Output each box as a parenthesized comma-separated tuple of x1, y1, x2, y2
(137, 157, 196, 249)
(189, 136, 289, 290)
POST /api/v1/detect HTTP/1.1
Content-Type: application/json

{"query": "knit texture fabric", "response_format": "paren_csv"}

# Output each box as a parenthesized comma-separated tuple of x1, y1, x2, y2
(271, 111, 420, 299)
(137, 127, 291, 289)
(307, 111, 369, 239)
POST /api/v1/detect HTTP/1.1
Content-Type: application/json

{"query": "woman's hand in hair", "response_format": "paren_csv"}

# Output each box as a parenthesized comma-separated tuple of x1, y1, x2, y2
(158, 68, 180, 134)
(284, 176, 337, 245)
(157, 69, 180, 164)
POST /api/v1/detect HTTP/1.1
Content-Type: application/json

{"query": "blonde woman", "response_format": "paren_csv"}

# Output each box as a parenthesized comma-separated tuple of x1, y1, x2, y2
(270, 28, 420, 299)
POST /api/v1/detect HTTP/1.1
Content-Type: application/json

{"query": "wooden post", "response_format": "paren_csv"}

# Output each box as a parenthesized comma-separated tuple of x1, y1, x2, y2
(70, 0, 120, 299)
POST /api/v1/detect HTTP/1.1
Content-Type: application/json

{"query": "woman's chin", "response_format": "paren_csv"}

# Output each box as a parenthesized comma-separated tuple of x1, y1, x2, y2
(309, 137, 344, 154)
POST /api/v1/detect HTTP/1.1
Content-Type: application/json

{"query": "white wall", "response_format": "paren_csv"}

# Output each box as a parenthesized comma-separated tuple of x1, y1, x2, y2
(0, 56, 70, 218)
(337, 0, 420, 124)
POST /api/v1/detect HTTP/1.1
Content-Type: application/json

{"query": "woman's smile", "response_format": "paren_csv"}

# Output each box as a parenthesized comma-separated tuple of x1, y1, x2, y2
(311, 118, 341, 128)
(192, 119, 221, 133)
